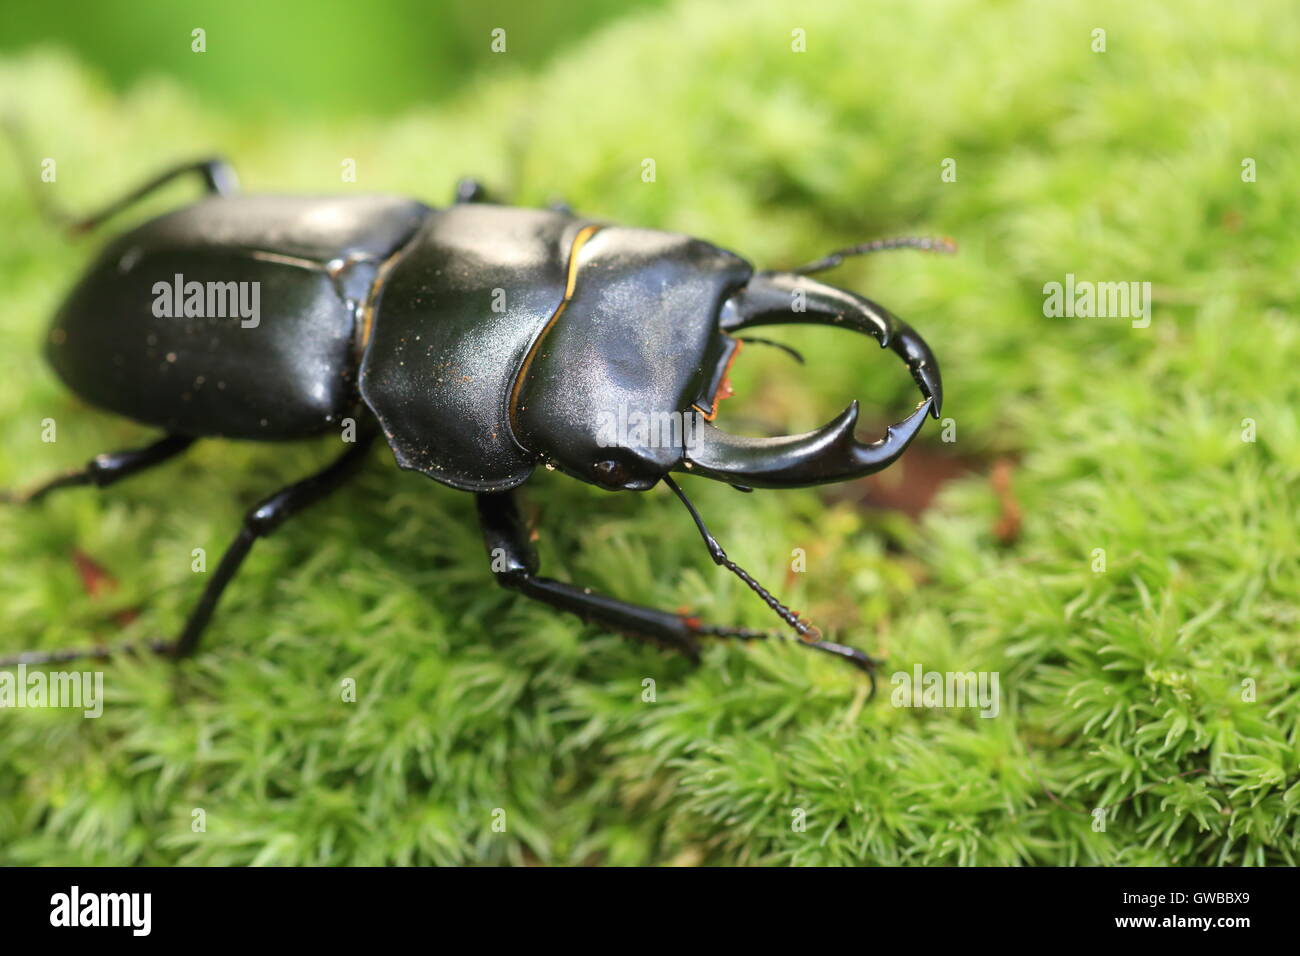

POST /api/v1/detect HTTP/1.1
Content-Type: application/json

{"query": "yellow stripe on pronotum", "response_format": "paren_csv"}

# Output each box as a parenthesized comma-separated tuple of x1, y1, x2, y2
(507, 224, 603, 433)
(355, 243, 415, 357)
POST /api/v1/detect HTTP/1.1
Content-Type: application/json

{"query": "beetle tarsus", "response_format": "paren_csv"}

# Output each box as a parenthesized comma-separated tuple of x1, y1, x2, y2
(665, 474, 817, 638)
(2, 434, 195, 505)
(687, 621, 880, 696)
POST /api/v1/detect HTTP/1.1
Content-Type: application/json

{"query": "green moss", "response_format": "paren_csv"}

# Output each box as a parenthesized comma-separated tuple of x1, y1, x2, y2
(1, 0, 1297, 865)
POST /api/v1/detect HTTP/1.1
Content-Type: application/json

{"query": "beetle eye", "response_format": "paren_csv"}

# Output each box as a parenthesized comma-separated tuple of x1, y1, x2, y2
(592, 459, 628, 487)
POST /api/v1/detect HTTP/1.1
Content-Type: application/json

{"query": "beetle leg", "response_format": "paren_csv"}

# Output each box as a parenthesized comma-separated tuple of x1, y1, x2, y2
(0, 433, 373, 667)
(4, 125, 236, 234)
(453, 178, 491, 204)
(167, 432, 375, 658)
(476, 490, 702, 661)
(58, 158, 239, 236)
(689, 623, 880, 696)
(2, 434, 195, 505)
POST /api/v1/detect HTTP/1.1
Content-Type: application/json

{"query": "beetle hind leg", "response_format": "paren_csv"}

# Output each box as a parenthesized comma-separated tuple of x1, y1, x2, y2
(5, 124, 235, 233)
(46, 157, 238, 236)
(2, 434, 195, 505)
(71, 157, 238, 234)
(168, 433, 375, 658)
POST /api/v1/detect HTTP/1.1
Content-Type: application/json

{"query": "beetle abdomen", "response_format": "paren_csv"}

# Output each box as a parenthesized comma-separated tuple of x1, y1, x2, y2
(47, 195, 429, 440)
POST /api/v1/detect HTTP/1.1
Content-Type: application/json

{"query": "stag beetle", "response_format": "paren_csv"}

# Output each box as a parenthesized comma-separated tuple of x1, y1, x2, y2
(3, 155, 946, 684)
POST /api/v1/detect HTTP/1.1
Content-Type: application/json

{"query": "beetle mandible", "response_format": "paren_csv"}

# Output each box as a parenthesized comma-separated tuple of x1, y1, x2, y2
(3, 156, 948, 687)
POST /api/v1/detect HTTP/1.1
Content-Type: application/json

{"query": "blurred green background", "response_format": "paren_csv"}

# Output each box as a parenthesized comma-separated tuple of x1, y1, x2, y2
(0, 0, 669, 117)
(1, 0, 1297, 866)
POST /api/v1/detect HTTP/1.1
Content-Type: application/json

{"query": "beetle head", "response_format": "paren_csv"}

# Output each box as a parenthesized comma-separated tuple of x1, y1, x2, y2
(511, 226, 751, 490)
(511, 227, 940, 491)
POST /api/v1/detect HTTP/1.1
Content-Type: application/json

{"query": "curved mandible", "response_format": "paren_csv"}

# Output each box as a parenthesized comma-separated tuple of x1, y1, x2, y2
(679, 272, 941, 489)
(720, 271, 941, 416)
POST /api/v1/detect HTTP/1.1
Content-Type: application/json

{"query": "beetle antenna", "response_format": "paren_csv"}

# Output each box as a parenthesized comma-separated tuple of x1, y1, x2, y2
(792, 235, 957, 275)
(663, 475, 878, 685)
(663, 476, 814, 638)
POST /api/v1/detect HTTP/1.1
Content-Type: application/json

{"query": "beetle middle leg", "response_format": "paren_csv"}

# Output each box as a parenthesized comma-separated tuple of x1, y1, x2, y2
(0, 434, 375, 667)
(166, 431, 376, 659)
(2, 434, 195, 504)
(476, 490, 703, 661)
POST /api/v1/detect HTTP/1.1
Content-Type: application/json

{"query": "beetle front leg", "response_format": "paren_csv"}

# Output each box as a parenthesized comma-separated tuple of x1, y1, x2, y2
(476, 491, 702, 661)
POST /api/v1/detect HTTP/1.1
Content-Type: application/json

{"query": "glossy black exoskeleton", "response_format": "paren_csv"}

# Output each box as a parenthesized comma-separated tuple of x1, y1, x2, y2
(5, 156, 947, 683)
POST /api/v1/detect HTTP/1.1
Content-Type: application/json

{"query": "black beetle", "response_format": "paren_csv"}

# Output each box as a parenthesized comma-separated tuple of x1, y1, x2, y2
(3, 156, 946, 682)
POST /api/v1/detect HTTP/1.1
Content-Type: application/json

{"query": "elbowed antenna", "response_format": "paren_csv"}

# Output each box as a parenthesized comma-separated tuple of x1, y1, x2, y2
(662, 475, 879, 689)
(792, 234, 957, 275)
